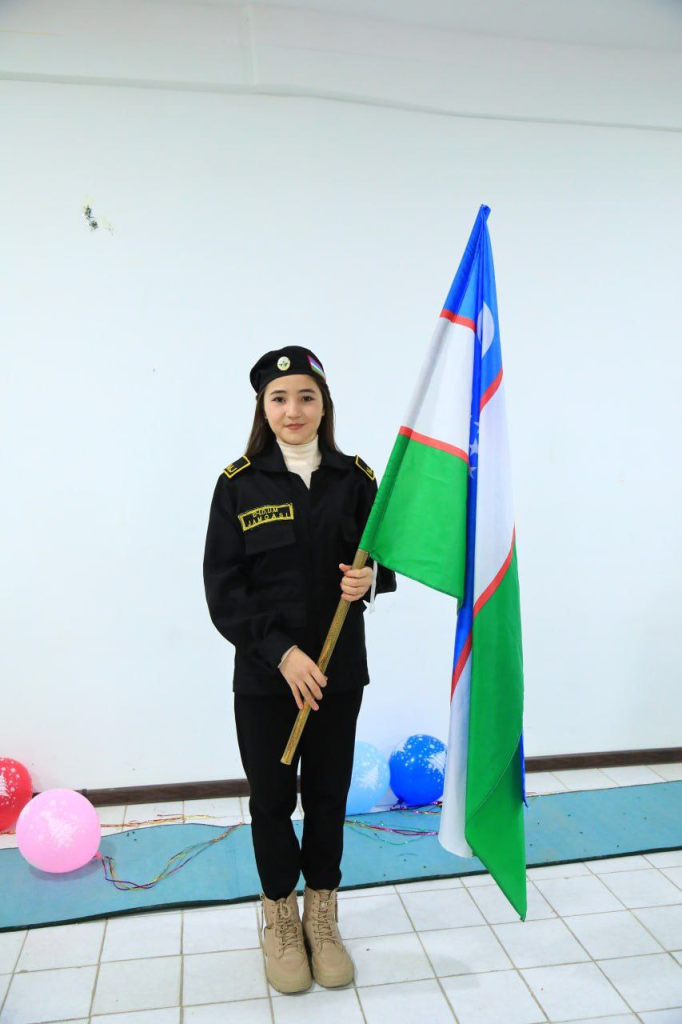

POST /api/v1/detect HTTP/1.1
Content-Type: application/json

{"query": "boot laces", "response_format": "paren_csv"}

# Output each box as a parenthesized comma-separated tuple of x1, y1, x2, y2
(312, 890, 340, 946)
(274, 900, 302, 952)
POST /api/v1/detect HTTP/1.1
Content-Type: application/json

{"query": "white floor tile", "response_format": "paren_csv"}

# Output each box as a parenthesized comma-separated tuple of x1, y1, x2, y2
(440, 968, 545, 1024)
(338, 894, 412, 938)
(184, 797, 242, 816)
(532, 1011, 634, 1019)
(598, 953, 682, 1011)
(394, 877, 463, 893)
(183, 904, 260, 953)
(92, 955, 181, 1015)
(272, 987, 363, 1023)
(268, 978, 325, 997)
(124, 802, 184, 827)
(662, 867, 682, 890)
(640, 1009, 682, 1023)
(239, 797, 252, 823)
(543, 1017, 637, 1024)
(533, 875, 625, 916)
(420, 924, 512, 976)
(461, 872, 496, 888)
(521, 961, 630, 1020)
(493, 917, 591, 968)
(184, 798, 243, 826)
(524, 772, 568, 795)
(0, 931, 26, 973)
(646, 851, 682, 869)
(527, 861, 591, 881)
(183, 949, 267, 1005)
(101, 911, 182, 961)
(599, 869, 682, 909)
(600, 766, 669, 786)
(468, 881, 555, 924)
(338, 884, 397, 899)
(646, 763, 682, 782)
(565, 910, 663, 959)
(346, 932, 434, 986)
(0, 976, 9, 1007)
(0, 965, 97, 1024)
(17, 919, 104, 971)
(96, 804, 127, 826)
(551, 768, 618, 791)
(184, 1001, 271, 1023)
(92, 1010, 180, 1023)
(634, 905, 682, 951)
(400, 887, 487, 931)
(358, 978, 456, 1024)
(585, 854, 653, 873)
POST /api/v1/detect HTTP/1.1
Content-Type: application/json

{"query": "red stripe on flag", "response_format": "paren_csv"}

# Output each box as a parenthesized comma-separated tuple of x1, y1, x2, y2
(474, 526, 516, 618)
(450, 630, 472, 699)
(480, 366, 503, 412)
(440, 309, 477, 332)
(399, 425, 469, 464)
(450, 526, 517, 700)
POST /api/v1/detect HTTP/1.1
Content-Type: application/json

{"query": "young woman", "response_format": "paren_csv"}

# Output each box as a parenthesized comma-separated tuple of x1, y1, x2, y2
(203, 345, 396, 994)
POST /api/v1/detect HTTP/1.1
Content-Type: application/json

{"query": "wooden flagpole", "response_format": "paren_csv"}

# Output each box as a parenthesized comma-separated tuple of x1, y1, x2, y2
(280, 546, 369, 765)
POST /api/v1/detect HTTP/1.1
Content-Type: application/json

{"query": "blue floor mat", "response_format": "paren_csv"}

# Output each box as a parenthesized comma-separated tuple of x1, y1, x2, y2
(1, 781, 680, 932)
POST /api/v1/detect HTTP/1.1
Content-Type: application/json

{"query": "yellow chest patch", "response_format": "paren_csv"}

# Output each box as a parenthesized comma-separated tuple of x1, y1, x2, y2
(238, 503, 295, 532)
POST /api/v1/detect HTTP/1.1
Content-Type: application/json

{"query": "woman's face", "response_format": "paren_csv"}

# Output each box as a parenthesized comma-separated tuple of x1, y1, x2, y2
(263, 374, 325, 445)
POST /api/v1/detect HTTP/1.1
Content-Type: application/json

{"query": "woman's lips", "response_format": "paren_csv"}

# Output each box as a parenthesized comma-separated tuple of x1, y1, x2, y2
(286, 424, 304, 429)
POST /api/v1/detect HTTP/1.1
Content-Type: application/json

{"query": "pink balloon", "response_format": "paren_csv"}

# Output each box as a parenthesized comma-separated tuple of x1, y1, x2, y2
(16, 789, 101, 873)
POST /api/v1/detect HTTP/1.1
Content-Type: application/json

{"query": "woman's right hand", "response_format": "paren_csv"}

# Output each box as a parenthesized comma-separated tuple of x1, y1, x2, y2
(279, 648, 328, 711)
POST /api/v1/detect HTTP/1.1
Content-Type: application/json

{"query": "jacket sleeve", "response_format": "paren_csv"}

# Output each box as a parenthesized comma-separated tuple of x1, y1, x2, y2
(203, 475, 298, 674)
(359, 474, 397, 603)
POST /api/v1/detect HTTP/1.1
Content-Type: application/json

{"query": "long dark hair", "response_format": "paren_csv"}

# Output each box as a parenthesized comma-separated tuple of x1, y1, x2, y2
(244, 374, 341, 458)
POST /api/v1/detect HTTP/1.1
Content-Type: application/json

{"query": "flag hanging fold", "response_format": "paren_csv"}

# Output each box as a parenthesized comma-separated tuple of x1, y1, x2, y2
(359, 205, 527, 920)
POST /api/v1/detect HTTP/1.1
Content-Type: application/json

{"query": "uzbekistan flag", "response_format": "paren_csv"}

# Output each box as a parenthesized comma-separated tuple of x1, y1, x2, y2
(359, 205, 527, 919)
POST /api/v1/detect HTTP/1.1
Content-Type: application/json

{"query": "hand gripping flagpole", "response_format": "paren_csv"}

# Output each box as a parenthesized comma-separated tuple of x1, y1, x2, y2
(280, 545, 369, 765)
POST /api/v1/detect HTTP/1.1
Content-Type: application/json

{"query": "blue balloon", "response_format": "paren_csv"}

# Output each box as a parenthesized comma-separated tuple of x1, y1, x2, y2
(389, 734, 447, 806)
(346, 741, 391, 816)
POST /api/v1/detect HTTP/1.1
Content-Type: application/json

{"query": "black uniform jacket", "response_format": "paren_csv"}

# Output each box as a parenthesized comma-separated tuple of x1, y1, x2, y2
(203, 432, 397, 696)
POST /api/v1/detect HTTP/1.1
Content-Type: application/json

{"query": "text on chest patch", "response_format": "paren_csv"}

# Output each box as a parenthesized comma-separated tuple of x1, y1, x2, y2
(238, 502, 295, 532)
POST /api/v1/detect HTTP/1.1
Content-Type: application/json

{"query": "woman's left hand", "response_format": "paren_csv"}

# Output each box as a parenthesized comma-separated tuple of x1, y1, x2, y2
(339, 563, 373, 601)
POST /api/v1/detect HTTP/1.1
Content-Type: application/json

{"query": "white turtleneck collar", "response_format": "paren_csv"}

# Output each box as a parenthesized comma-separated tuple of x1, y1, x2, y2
(275, 432, 322, 489)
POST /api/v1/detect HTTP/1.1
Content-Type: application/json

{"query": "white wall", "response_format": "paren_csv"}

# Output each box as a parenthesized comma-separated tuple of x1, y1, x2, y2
(2, 2, 681, 791)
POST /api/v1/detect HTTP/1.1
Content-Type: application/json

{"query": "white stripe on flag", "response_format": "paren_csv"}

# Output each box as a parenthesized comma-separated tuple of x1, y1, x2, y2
(474, 330, 515, 604)
(404, 318, 475, 452)
(438, 651, 474, 858)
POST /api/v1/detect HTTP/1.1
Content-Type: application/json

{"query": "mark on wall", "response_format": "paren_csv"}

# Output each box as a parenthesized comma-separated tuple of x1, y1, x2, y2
(82, 196, 113, 233)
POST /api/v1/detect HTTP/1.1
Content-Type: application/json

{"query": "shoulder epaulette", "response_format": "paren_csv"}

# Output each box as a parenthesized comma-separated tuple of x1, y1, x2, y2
(354, 455, 375, 481)
(223, 455, 251, 479)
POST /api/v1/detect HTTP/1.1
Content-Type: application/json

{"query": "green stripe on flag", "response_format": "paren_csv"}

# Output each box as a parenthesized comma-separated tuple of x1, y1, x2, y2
(359, 433, 468, 599)
(465, 539, 526, 919)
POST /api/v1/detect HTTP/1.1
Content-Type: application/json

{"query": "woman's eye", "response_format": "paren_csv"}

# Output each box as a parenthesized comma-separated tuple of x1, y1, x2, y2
(272, 396, 315, 403)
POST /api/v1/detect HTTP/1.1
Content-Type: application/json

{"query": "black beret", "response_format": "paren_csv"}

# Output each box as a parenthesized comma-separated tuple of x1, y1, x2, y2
(249, 345, 327, 395)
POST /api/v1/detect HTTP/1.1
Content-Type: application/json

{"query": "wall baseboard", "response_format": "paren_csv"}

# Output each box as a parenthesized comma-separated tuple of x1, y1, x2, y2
(78, 747, 682, 807)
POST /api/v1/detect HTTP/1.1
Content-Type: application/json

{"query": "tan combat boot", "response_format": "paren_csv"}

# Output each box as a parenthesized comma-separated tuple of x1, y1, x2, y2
(302, 886, 354, 987)
(260, 890, 313, 994)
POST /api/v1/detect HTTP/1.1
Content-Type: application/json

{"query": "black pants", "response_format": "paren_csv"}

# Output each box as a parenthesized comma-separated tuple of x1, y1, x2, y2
(234, 687, 364, 900)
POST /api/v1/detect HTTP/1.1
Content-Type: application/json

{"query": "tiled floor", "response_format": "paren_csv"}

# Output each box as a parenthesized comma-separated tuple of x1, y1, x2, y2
(0, 766, 681, 1023)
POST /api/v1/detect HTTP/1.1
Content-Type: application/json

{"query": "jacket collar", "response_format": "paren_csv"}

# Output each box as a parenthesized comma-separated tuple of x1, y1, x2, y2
(250, 430, 350, 474)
